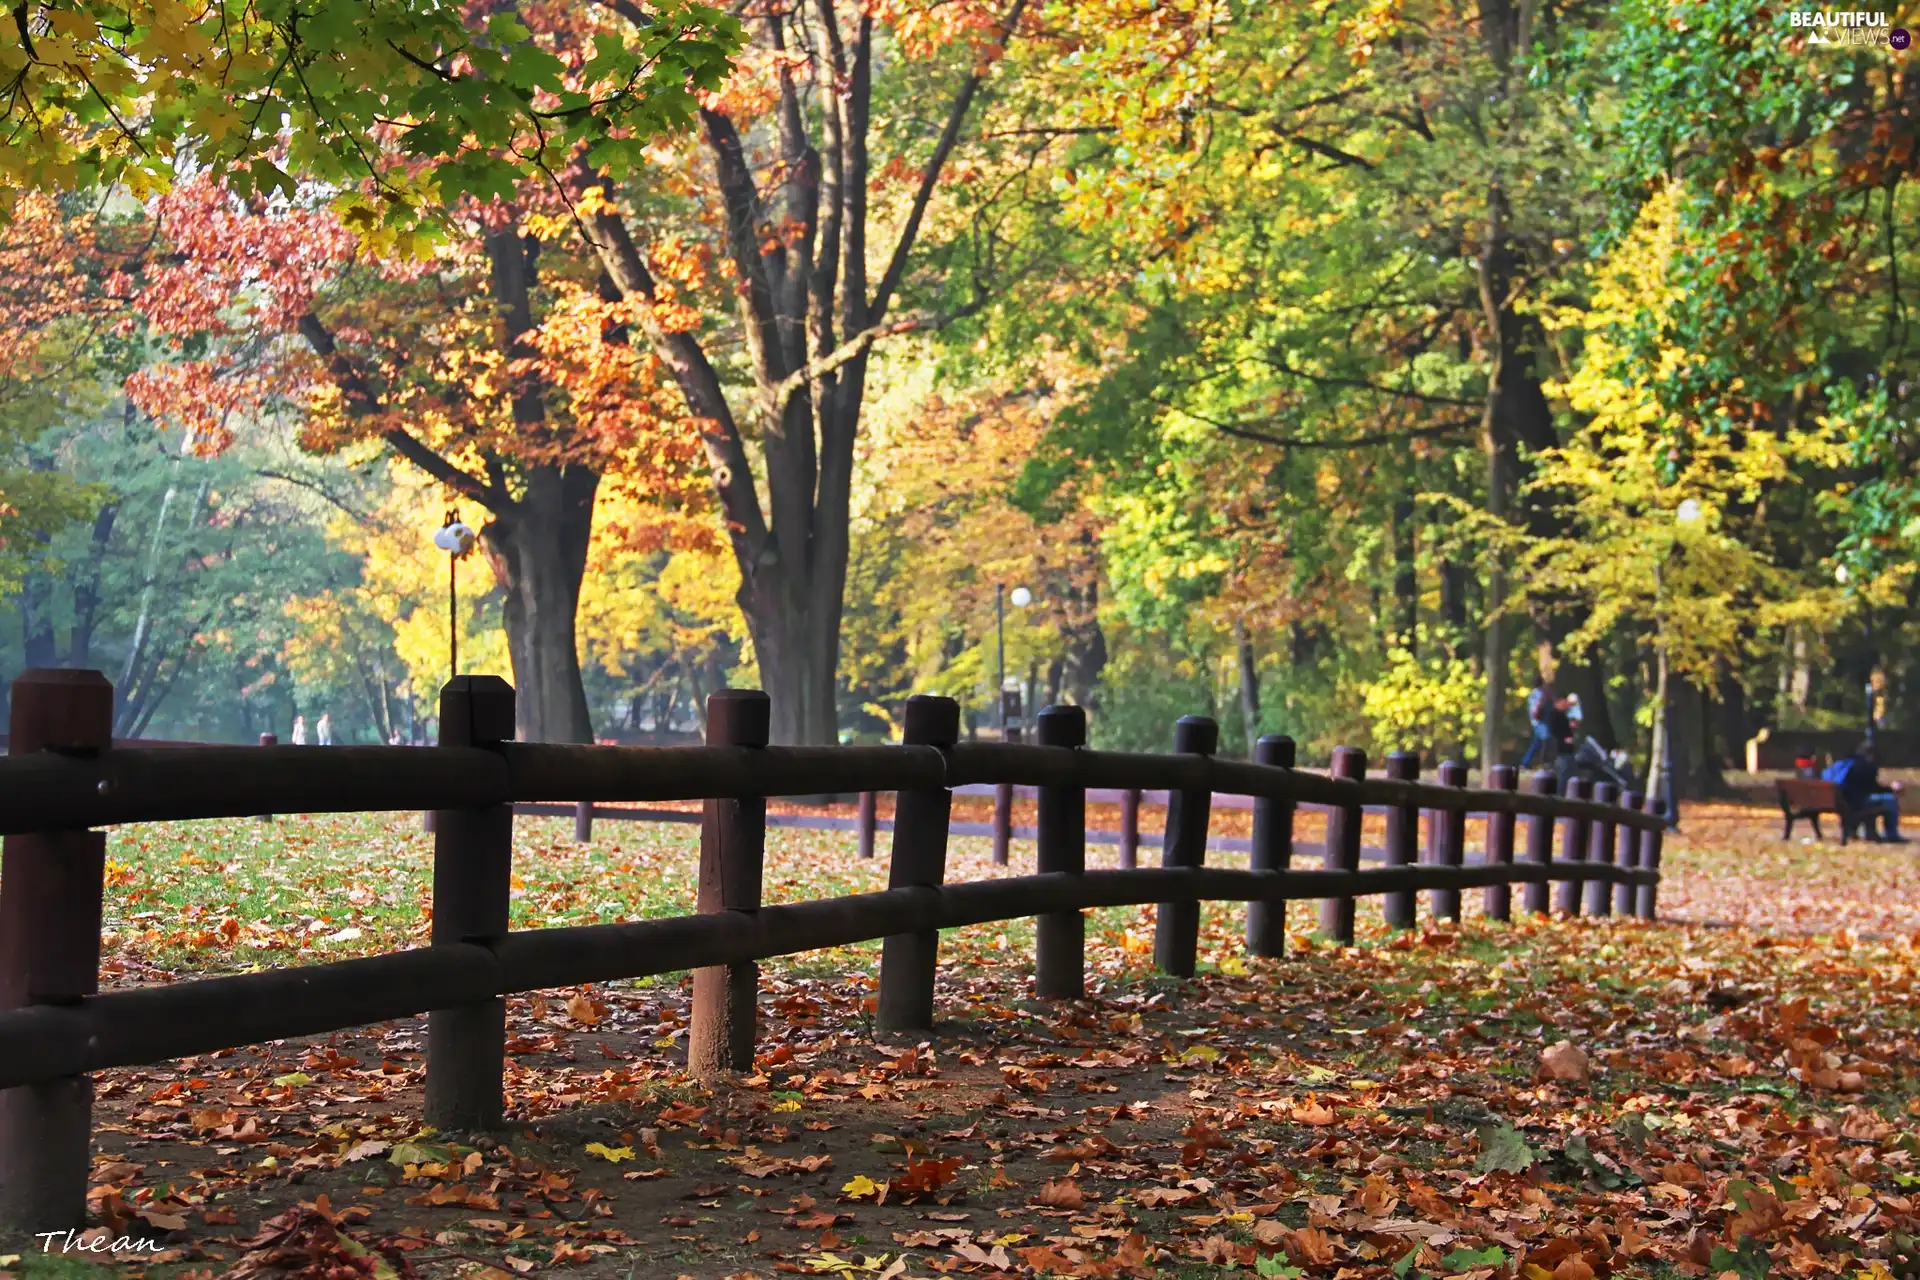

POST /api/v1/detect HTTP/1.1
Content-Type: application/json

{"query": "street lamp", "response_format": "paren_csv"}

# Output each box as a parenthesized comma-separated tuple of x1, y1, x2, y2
(433, 509, 477, 683)
(996, 583, 1032, 738)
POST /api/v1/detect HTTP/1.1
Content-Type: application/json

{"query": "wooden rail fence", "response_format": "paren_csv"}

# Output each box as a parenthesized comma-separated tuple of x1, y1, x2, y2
(0, 669, 1665, 1229)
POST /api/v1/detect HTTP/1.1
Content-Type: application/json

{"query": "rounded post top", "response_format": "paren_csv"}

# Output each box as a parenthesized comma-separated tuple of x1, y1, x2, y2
(1527, 770, 1556, 795)
(1254, 734, 1296, 768)
(1173, 715, 1219, 756)
(1438, 759, 1468, 786)
(901, 694, 961, 747)
(1488, 763, 1518, 791)
(1036, 704, 1087, 748)
(8, 668, 113, 754)
(706, 689, 771, 747)
(438, 674, 516, 747)
(1565, 776, 1593, 800)
(259, 732, 278, 747)
(1330, 745, 1367, 779)
(1625, 790, 1646, 810)
(1384, 749, 1420, 781)
(1594, 780, 1619, 804)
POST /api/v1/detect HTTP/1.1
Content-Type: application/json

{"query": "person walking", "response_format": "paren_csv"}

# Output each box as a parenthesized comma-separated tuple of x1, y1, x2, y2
(291, 714, 308, 746)
(316, 712, 333, 746)
(1823, 740, 1907, 843)
(1519, 680, 1552, 768)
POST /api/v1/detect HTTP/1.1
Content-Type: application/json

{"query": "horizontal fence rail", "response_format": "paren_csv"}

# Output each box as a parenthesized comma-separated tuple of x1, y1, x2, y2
(0, 670, 1667, 1230)
(0, 740, 1663, 838)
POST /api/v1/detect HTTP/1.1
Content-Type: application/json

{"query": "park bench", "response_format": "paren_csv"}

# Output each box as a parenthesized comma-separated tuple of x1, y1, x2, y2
(1776, 777, 1863, 844)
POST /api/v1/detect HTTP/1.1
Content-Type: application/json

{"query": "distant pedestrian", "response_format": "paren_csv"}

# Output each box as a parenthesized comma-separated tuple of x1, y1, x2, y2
(316, 712, 333, 746)
(1566, 693, 1583, 731)
(390, 729, 404, 745)
(1519, 680, 1552, 768)
(291, 714, 308, 746)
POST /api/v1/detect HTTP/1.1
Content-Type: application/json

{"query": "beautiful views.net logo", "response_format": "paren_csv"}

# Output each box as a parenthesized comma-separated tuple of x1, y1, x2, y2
(1786, 10, 1911, 47)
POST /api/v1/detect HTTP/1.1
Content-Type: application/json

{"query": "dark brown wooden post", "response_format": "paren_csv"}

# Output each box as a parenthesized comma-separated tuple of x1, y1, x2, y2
(1320, 747, 1366, 944)
(1637, 800, 1666, 921)
(1585, 781, 1618, 916)
(257, 731, 277, 823)
(1431, 760, 1468, 922)
(1522, 771, 1555, 917)
(857, 791, 877, 859)
(690, 689, 770, 1078)
(1482, 764, 1518, 922)
(425, 675, 515, 1131)
(1035, 705, 1087, 1000)
(1118, 788, 1141, 869)
(992, 725, 1020, 866)
(1382, 750, 1420, 930)
(1615, 792, 1645, 916)
(1246, 734, 1295, 957)
(0, 669, 113, 1230)
(1154, 716, 1217, 977)
(1555, 776, 1592, 915)
(573, 800, 593, 843)
(878, 696, 959, 1032)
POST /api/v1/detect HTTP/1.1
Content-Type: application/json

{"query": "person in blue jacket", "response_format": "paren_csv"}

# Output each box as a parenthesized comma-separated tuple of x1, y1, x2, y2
(1823, 740, 1906, 843)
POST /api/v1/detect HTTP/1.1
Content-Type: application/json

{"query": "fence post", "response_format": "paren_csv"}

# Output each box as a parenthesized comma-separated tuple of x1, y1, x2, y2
(690, 689, 770, 1078)
(1482, 764, 1518, 922)
(1585, 782, 1618, 916)
(1035, 706, 1087, 1000)
(1119, 788, 1141, 869)
(1522, 771, 1555, 917)
(1555, 777, 1592, 915)
(1320, 746, 1367, 945)
(573, 800, 593, 844)
(1154, 716, 1218, 978)
(1637, 799, 1666, 921)
(992, 725, 1020, 866)
(257, 732, 277, 823)
(1615, 792, 1645, 916)
(0, 669, 113, 1231)
(424, 675, 515, 1131)
(1382, 750, 1421, 930)
(1246, 734, 1296, 957)
(857, 791, 877, 860)
(1431, 760, 1468, 922)
(878, 696, 960, 1032)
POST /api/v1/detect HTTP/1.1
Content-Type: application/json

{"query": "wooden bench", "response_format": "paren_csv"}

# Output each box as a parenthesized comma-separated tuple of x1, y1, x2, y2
(1776, 778, 1864, 844)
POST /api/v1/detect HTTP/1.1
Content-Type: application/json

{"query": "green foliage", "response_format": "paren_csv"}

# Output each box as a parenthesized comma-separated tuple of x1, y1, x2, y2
(1, 0, 743, 240)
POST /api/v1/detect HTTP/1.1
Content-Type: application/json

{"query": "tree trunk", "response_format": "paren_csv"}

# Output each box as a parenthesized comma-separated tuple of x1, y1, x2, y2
(1715, 662, 1750, 775)
(1235, 619, 1261, 757)
(66, 499, 120, 669)
(480, 464, 600, 744)
(1392, 492, 1416, 653)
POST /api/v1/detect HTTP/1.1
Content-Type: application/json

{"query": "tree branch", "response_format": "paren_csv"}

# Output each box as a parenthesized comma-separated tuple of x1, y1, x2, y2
(294, 313, 503, 510)
(869, 0, 1029, 323)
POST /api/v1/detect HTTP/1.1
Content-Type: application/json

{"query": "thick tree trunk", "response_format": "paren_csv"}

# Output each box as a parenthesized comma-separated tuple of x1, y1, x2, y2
(481, 464, 600, 744)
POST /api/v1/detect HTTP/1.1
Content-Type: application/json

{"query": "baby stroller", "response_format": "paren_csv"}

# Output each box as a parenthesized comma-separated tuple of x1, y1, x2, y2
(1555, 735, 1640, 795)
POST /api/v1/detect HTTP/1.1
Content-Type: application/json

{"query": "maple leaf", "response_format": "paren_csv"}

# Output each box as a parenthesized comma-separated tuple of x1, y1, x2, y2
(1035, 1178, 1086, 1210)
(583, 1142, 633, 1163)
(840, 1175, 888, 1202)
(1475, 1124, 1542, 1174)
(1538, 1040, 1591, 1085)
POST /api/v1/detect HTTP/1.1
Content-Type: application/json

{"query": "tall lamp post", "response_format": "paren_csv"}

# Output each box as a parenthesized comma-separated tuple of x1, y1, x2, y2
(434, 510, 477, 684)
(996, 583, 1032, 738)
